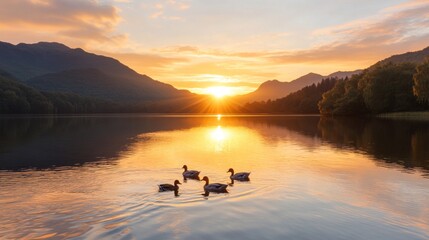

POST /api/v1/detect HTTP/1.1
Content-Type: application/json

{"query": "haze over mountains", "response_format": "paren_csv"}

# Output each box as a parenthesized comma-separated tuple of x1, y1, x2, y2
(238, 46, 429, 103)
(237, 70, 362, 102)
(0, 41, 191, 102)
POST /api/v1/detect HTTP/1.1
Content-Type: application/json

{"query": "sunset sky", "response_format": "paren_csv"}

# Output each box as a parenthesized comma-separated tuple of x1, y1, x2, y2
(1, 0, 429, 95)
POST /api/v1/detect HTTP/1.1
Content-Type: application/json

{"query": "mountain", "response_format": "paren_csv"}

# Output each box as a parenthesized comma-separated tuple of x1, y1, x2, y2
(327, 70, 363, 79)
(0, 41, 191, 102)
(243, 78, 338, 114)
(237, 70, 361, 103)
(377, 46, 429, 66)
(0, 69, 118, 114)
(241, 46, 429, 104)
(26, 68, 182, 102)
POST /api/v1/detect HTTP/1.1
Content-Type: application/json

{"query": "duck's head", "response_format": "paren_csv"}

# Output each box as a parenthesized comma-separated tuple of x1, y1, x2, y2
(174, 180, 181, 185)
(201, 176, 209, 182)
(182, 165, 187, 170)
(227, 168, 234, 173)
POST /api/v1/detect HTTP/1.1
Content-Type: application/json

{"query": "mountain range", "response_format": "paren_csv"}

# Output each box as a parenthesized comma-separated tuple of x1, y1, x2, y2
(236, 70, 362, 103)
(0, 41, 191, 102)
(237, 46, 429, 103)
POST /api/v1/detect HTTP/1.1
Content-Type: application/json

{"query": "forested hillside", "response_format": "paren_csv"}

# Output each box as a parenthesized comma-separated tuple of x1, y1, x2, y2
(0, 70, 118, 114)
(319, 61, 429, 115)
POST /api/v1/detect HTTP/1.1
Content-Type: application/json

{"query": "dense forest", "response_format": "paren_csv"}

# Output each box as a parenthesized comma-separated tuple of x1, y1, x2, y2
(318, 60, 429, 115)
(0, 70, 119, 114)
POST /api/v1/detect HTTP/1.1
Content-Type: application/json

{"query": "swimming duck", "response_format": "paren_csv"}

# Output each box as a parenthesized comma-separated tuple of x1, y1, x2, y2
(227, 168, 250, 181)
(158, 180, 181, 192)
(182, 165, 200, 179)
(201, 176, 228, 193)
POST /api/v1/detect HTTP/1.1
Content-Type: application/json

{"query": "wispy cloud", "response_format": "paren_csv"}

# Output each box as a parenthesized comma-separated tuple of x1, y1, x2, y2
(269, 0, 429, 65)
(99, 51, 189, 70)
(143, 0, 190, 20)
(0, 0, 124, 47)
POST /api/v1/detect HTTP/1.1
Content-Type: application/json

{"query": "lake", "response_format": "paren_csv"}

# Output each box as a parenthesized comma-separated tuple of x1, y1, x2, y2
(0, 115, 428, 240)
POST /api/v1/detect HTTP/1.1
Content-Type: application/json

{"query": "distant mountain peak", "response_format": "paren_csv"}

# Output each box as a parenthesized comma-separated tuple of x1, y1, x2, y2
(305, 72, 322, 77)
(237, 70, 360, 103)
(259, 79, 280, 88)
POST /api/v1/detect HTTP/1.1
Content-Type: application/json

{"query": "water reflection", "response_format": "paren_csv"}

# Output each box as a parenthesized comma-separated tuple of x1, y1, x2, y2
(1, 115, 429, 175)
(317, 117, 429, 173)
(1, 115, 429, 239)
(0, 116, 199, 170)
(1, 115, 428, 174)
(210, 125, 229, 152)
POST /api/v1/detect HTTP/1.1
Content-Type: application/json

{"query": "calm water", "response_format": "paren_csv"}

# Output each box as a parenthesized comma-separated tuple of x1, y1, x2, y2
(0, 115, 429, 240)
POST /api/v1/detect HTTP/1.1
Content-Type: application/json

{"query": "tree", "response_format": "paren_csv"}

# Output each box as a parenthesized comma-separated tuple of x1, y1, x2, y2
(318, 74, 367, 115)
(413, 58, 429, 103)
(360, 62, 416, 113)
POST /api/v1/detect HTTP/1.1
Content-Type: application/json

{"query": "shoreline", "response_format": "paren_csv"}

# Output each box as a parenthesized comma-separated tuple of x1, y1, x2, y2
(377, 111, 429, 121)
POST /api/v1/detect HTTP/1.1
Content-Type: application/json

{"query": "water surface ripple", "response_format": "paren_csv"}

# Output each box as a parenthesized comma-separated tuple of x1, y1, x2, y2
(0, 115, 428, 239)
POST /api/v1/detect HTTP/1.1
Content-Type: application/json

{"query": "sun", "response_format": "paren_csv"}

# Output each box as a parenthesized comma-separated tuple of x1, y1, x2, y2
(207, 86, 232, 99)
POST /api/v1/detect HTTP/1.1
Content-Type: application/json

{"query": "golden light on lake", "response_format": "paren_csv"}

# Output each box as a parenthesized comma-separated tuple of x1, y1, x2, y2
(210, 125, 229, 153)
(210, 125, 228, 142)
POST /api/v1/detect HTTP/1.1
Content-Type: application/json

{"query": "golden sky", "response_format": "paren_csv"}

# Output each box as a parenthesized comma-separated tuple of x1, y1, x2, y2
(2, 0, 429, 95)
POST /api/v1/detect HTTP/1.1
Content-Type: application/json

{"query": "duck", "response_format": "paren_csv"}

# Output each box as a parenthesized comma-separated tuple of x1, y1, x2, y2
(158, 180, 181, 192)
(227, 168, 250, 181)
(182, 165, 200, 179)
(201, 176, 228, 193)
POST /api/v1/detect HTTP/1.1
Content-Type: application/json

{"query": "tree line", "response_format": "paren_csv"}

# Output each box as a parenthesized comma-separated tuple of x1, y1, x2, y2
(318, 60, 429, 115)
(0, 72, 119, 114)
(242, 59, 429, 115)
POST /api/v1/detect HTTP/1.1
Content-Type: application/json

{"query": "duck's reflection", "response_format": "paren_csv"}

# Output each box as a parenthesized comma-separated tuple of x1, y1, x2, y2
(202, 190, 210, 197)
(229, 178, 235, 186)
(228, 177, 252, 186)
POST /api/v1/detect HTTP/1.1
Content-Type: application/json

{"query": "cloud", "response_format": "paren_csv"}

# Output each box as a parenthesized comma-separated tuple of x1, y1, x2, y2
(101, 51, 188, 68)
(269, 0, 429, 65)
(0, 0, 123, 47)
(171, 61, 278, 79)
(97, 50, 269, 94)
(151, 0, 429, 68)
(156, 45, 200, 53)
(3, 0, 428, 95)
(143, 0, 190, 20)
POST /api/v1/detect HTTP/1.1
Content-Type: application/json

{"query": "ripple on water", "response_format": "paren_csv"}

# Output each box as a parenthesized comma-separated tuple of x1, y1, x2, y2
(1, 115, 429, 240)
